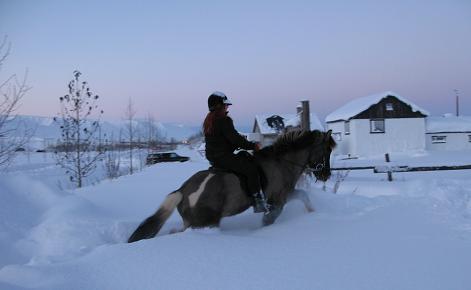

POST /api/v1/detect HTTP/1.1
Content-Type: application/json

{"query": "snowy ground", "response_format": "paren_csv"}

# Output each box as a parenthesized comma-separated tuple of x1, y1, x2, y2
(1, 148, 471, 290)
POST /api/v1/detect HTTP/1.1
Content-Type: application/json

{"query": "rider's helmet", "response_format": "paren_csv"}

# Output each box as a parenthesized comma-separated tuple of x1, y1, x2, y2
(208, 91, 232, 111)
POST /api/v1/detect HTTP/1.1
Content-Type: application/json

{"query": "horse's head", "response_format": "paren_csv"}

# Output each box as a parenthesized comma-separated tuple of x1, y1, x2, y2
(256, 129, 336, 182)
(307, 130, 336, 182)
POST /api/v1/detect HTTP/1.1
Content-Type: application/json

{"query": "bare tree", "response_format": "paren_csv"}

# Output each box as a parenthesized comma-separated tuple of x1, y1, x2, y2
(54, 70, 104, 188)
(0, 36, 32, 168)
(124, 97, 137, 174)
(103, 133, 121, 179)
(332, 170, 350, 194)
(143, 113, 161, 152)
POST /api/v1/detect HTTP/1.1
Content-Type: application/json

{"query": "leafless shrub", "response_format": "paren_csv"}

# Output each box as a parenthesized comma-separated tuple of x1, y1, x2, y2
(104, 148, 121, 179)
(0, 36, 32, 169)
(332, 170, 350, 193)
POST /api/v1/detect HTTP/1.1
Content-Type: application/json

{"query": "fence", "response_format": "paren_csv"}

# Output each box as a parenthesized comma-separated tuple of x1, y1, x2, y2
(331, 153, 471, 181)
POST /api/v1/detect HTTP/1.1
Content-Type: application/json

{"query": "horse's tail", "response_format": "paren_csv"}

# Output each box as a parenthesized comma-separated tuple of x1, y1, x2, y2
(128, 191, 183, 243)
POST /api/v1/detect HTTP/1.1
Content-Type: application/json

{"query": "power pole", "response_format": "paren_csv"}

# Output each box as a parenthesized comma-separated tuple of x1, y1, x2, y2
(454, 89, 460, 117)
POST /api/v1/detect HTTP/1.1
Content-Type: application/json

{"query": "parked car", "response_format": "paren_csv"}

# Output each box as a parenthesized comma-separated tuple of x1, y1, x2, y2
(146, 152, 190, 165)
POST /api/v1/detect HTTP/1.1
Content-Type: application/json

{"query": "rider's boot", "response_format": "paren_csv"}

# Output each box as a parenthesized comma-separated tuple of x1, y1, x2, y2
(252, 191, 271, 214)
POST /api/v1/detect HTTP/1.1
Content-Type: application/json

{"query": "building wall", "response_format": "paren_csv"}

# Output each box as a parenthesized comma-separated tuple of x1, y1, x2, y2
(326, 121, 352, 155)
(249, 125, 277, 147)
(260, 135, 278, 147)
(329, 119, 471, 155)
(350, 118, 426, 156)
(426, 133, 471, 151)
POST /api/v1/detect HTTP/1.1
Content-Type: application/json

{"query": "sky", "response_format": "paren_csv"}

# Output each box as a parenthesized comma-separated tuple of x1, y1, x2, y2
(0, 0, 470, 126)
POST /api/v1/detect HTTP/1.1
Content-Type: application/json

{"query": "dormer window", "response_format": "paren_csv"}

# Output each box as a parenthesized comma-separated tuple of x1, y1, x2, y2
(266, 115, 285, 132)
(385, 103, 394, 111)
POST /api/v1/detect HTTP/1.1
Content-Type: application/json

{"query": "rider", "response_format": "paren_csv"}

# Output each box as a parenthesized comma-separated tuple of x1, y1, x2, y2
(203, 91, 270, 214)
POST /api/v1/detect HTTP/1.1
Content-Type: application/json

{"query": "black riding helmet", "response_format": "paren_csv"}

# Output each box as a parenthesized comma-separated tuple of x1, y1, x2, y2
(208, 91, 232, 111)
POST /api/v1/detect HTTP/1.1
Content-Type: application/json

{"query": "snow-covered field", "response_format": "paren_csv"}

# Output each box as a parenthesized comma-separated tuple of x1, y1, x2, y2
(1, 148, 471, 290)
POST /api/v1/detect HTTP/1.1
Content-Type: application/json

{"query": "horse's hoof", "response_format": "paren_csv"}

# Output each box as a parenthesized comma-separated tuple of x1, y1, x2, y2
(262, 207, 282, 226)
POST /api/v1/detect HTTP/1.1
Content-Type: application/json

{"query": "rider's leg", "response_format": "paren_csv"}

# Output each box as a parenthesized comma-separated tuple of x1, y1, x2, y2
(212, 154, 270, 214)
(236, 156, 270, 214)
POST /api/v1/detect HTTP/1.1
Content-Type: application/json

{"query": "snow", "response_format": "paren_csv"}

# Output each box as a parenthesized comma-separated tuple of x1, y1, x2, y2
(255, 113, 324, 134)
(1, 147, 471, 290)
(426, 115, 471, 133)
(325, 91, 430, 123)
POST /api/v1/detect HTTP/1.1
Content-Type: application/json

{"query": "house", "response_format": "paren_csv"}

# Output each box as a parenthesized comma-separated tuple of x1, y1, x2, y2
(325, 91, 429, 157)
(426, 115, 471, 151)
(252, 112, 324, 147)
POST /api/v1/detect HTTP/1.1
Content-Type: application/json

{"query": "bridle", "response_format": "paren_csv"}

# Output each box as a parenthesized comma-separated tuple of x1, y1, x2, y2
(309, 156, 326, 173)
(281, 147, 327, 174)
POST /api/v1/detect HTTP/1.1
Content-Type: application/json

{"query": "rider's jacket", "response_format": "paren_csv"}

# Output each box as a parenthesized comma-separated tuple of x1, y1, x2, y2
(204, 116, 256, 162)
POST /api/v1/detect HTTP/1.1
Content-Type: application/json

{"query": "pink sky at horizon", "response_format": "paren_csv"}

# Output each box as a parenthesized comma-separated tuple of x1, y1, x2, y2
(1, 0, 470, 126)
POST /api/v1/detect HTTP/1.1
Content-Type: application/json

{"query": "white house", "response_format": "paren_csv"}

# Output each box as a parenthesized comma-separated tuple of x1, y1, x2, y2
(252, 113, 324, 147)
(426, 115, 471, 151)
(325, 91, 429, 157)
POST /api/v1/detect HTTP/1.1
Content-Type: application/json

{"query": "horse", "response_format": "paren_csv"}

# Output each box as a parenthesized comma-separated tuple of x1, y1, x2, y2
(128, 129, 336, 243)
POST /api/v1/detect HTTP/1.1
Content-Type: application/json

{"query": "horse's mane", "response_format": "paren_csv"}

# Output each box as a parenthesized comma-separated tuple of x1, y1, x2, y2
(255, 129, 332, 157)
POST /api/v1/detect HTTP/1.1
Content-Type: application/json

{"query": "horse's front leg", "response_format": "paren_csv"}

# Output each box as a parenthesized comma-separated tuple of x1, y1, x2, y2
(289, 189, 315, 212)
(262, 205, 283, 226)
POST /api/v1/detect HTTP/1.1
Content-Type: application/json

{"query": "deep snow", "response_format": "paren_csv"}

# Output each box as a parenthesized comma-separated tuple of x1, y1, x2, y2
(1, 148, 471, 290)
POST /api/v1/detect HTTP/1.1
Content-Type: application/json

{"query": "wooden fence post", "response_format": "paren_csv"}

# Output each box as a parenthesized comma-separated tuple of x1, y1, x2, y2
(385, 153, 393, 181)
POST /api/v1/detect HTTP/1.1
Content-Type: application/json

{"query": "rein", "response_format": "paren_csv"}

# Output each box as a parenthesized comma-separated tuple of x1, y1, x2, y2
(280, 153, 326, 173)
(280, 157, 307, 170)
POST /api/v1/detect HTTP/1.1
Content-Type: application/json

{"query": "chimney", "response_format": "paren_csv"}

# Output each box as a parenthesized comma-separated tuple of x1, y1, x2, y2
(301, 100, 310, 131)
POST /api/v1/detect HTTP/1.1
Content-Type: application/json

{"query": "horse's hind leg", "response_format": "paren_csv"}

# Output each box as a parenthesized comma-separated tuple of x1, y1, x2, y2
(290, 189, 315, 212)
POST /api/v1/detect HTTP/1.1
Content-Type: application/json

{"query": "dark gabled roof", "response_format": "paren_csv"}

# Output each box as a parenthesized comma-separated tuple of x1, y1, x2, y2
(325, 91, 429, 123)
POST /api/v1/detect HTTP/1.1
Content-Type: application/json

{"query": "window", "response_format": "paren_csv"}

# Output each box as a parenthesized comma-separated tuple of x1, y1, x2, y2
(333, 132, 342, 142)
(431, 136, 447, 144)
(385, 103, 394, 111)
(370, 119, 385, 133)
(468, 135, 471, 143)
(344, 121, 350, 135)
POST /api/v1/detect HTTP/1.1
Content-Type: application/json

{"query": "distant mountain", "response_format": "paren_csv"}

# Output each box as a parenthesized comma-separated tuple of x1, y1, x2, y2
(6, 115, 202, 148)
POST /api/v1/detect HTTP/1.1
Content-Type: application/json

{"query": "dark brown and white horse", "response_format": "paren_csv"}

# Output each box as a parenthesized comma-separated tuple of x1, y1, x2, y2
(128, 130, 336, 243)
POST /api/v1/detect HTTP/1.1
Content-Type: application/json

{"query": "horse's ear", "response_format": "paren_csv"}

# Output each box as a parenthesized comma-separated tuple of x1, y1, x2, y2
(325, 130, 332, 141)
(325, 130, 337, 148)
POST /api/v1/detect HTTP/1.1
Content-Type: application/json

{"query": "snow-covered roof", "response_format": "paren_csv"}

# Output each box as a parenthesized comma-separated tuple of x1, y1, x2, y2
(325, 91, 430, 123)
(254, 113, 324, 134)
(426, 115, 471, 133)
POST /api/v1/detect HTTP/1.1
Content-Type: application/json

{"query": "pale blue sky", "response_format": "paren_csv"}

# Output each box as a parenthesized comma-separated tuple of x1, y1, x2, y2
(1, 0, 470, 126)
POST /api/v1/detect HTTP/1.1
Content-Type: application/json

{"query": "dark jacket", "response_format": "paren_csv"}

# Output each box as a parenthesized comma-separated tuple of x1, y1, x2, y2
(205, 116, 256, 162)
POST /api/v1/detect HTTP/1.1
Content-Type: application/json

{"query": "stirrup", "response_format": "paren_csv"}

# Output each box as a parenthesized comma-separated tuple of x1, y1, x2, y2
(252, 192, 270, 214)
